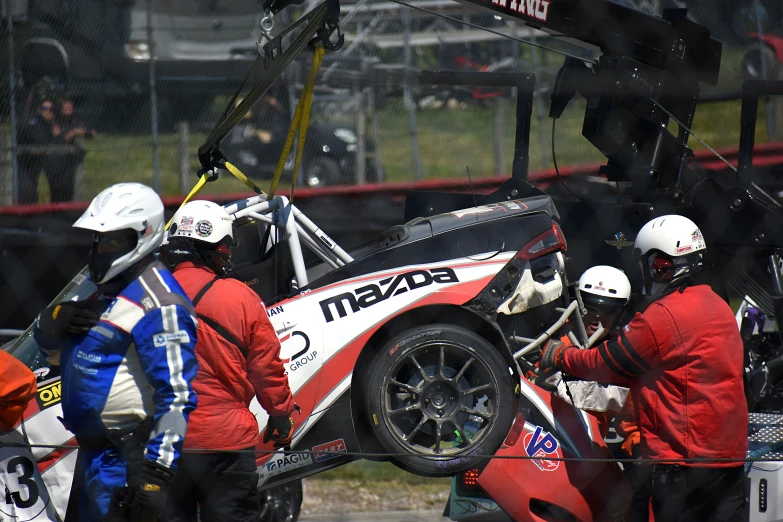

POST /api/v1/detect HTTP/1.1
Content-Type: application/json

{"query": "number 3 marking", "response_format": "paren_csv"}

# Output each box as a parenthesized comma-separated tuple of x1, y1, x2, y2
(5, 456, 39, 509)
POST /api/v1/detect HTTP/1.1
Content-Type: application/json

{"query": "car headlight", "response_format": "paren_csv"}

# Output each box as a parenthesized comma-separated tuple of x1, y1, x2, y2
(125, 41, 150, 61)
(334, 128, 357, 144)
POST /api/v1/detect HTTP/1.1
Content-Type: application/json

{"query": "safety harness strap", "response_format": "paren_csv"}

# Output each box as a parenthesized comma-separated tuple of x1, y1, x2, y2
(192, 276, 248, 359)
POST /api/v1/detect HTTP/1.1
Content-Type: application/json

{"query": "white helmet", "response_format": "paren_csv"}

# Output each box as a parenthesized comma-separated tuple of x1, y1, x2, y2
(633, 214, 705, 295)
(578, 265, 631, 308)
(73, 183, 164, 285)
(633, 214, 706, 258)
(168, 200, 233, 244)
(578, 265, 631, 334)
(164, 200, 235, 275)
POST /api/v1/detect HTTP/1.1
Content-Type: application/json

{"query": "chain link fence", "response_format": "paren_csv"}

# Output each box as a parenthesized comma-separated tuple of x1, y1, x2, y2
(3, 2, 783, 520)
(0, 0, 779, 204)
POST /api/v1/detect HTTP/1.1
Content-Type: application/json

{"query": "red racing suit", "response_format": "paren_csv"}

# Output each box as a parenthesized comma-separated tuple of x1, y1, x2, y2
(560, 284, 748, 467)
(172, 262, 294, 451)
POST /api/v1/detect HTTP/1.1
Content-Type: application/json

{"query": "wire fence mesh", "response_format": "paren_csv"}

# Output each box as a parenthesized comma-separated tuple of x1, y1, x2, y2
(2, 1, 783, 519)
(0, 0, 779, 204)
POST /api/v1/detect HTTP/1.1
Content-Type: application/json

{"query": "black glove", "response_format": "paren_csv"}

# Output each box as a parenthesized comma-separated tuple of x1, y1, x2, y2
(263, 414, 294, 448)
(123, 461, 173, 522)
(35, 300, 103, 342)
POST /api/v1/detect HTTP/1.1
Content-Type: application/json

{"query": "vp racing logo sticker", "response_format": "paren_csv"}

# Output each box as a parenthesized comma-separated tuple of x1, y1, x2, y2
(523, 426, 562, 472)
(319, 267, 459, 323)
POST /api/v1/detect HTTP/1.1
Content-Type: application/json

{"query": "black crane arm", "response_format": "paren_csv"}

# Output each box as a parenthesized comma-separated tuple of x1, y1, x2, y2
(452, 0, 721, 86)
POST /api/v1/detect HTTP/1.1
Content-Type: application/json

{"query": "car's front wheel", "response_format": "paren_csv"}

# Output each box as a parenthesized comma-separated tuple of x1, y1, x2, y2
(364, 324, 517, 476)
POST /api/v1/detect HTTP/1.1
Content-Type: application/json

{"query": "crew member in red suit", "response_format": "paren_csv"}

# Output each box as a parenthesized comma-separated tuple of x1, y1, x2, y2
(540, 215, 748, 522)
(162, 200, 295, 522)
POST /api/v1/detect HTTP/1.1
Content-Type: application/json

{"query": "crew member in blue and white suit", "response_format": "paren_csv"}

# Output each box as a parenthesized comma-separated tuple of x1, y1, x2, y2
(33, 182, 198, 522)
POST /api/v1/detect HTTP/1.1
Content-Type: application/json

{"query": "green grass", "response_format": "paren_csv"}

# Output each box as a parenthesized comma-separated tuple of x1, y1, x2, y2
(307, 459, 450, 485)
(51, 95, 769, 204)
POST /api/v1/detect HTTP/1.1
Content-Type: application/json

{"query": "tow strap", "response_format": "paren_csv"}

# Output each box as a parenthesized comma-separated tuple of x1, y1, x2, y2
(268, 45, 325, 203)
(165, 45, 324, 231)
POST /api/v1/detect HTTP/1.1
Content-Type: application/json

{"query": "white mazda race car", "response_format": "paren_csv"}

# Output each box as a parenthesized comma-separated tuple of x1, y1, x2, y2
(3, 187, 576, 520)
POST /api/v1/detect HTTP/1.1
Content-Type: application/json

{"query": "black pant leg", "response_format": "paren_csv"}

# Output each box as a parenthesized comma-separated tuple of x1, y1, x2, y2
(198, 449, 261, 522)
(653, 466, 749, 522)
(164, 453, 203, 522)
(626, 463, 654, 522)
(680, 467, 748, 522)
(16, 159, 40, 204)
(63, 450, 83, 522)
(651, 465, 688, 521)
(46, 162, 75, 202)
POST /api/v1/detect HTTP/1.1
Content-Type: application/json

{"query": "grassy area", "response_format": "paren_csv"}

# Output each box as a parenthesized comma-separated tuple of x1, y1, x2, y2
(307, 459, 450, 485)
(50, 94, 770, 203)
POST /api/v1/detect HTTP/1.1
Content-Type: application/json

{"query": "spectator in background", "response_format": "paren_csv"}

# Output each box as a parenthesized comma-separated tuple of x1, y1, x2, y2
(17, 99, 60, 204)
(53, 96, 93, 202)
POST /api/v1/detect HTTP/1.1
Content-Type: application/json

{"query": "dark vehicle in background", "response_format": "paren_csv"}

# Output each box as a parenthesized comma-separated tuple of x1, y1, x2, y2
(3, 0, 268, 129)
(222, 82, 384, 187)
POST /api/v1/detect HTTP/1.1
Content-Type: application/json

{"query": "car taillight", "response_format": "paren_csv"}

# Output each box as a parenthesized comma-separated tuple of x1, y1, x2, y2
(455, 468, 487, 497)
(463, 469, 480, 487)
(515, 222, 567, 260)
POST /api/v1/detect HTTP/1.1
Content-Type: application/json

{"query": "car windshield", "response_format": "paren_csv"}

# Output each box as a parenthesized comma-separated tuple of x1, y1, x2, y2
(4, 266, 98, 371)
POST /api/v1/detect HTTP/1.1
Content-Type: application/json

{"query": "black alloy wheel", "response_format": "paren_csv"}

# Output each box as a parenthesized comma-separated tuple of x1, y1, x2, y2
(364, 324, 517, 476)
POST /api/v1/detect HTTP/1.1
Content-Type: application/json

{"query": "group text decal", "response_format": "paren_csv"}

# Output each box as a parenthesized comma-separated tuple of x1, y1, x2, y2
(319, 267, 459, 322)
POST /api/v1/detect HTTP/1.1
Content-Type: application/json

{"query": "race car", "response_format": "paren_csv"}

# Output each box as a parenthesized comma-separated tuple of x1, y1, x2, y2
(2, 185, 577, 518)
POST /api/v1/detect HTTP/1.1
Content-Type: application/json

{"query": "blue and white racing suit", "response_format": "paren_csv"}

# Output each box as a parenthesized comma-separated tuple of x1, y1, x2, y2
(35, 260, 198, 522)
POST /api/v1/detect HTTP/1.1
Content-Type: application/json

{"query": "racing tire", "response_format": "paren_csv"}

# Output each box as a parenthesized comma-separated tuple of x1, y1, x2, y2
(364, 324, 517, 477)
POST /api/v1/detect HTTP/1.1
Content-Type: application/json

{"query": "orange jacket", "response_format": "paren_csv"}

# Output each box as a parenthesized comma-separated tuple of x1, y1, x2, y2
(173, 263, 294, 451)
(0, 352, 37, 432)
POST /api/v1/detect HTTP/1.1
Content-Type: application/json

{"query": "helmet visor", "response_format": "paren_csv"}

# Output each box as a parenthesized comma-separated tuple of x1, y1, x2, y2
(89, 230, 138, 283)
(581, 294, 626, 336)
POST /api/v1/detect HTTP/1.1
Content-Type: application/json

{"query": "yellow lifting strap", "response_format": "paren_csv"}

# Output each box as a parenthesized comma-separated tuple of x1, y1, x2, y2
(166, 45, 325, 230)
(164, 162, 267, 231)
(165, 173, 210, 231)
(268, 45, 325, 202)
